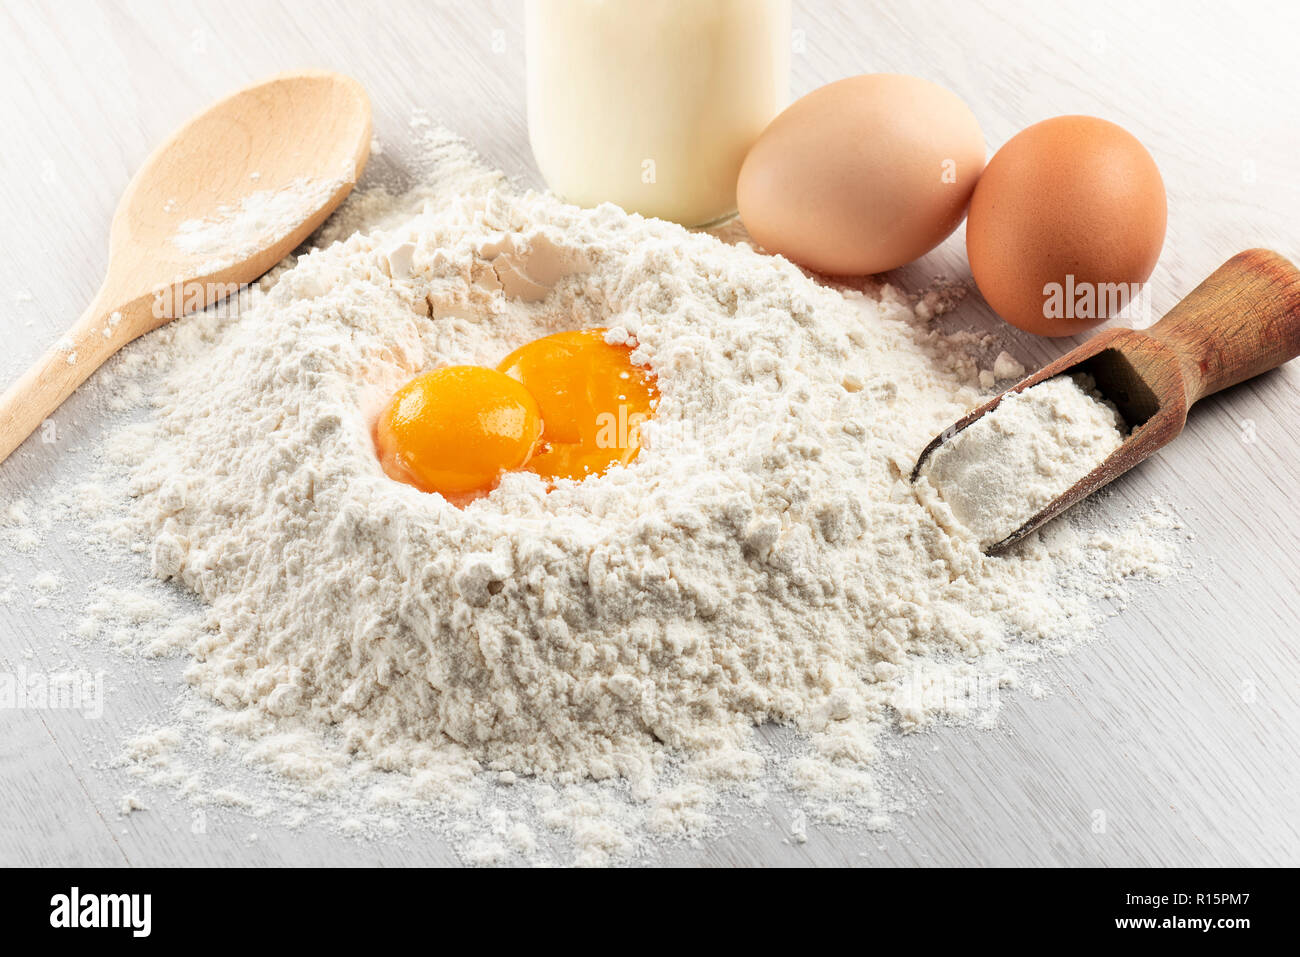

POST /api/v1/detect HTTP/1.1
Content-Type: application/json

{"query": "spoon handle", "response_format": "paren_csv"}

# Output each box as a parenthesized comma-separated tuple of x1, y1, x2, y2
(1147, 248, 1300, 406)
(0, 284, 151, 465)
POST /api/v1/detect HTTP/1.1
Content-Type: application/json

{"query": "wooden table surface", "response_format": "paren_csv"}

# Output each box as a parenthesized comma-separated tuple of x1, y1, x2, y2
(1, 0, 1297, 867)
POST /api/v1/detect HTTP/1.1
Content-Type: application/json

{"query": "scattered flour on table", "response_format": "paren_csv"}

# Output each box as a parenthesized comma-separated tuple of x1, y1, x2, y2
(17, 129, 1187, 865)
(918, 374, 1128, 549)
(119, 794, 148, 816)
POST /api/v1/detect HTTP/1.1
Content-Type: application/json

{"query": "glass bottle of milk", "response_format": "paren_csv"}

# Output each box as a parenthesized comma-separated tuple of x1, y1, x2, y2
(526, 0, 791, 228)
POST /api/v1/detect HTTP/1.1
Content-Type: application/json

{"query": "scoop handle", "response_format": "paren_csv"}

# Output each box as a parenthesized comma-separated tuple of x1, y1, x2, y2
(1147, 248, 1300, 406)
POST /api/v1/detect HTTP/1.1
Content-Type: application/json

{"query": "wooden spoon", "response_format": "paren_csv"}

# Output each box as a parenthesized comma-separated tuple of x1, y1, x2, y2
(913, 248, 1300, 554)
(0, 70, 371, 465)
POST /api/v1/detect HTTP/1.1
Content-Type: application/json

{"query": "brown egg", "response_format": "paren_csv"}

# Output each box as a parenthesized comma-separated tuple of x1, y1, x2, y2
(737, 74, 985, 275)
(966, 116, 1167, 337)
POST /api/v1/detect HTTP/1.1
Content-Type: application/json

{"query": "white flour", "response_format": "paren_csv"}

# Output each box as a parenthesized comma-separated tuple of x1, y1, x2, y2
(918, 375, 1128, 548)
(171, 176, 343, 272)
(26, 130, 1184, 865)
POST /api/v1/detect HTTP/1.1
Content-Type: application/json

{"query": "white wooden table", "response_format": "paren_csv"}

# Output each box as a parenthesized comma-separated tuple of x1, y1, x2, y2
(1, 0, 1297, 867)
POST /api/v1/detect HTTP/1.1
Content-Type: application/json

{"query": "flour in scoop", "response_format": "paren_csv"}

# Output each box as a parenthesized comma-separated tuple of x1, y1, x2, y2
(918, 375, 1128, 548)
(57, 129, 1184, 865)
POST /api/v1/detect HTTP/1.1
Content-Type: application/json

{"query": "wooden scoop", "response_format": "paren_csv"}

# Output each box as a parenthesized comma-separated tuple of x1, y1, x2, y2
(913, 248, 1300, 554)
(0, 70, 371, 466)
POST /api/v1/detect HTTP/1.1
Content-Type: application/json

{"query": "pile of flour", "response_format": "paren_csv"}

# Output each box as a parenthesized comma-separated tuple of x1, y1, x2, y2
(85, 130, 1183, 864)
(918, 374, 1128, 549)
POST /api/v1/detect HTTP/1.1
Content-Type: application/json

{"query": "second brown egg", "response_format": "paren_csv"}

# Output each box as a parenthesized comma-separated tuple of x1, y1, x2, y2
(966, 115, 1167, 337)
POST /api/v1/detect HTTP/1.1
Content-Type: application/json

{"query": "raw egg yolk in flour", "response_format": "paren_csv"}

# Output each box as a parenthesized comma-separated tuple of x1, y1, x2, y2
(375, 366, 543, 500)
(498, 329, 658, 483)
(374, 330, 658, 500)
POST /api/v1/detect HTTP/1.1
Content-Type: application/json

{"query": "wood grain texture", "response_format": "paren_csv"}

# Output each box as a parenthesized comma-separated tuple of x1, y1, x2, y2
(1, 0, 1298, 868)
(1151, 249, 1300, 404)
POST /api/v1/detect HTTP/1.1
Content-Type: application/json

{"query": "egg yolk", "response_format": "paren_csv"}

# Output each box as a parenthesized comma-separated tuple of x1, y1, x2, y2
(497, 329, 658, 483)
(375, 365, 542, 500)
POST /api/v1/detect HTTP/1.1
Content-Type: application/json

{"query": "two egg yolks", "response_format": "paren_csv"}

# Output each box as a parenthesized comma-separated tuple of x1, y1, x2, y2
(375, 330, 658, 501)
